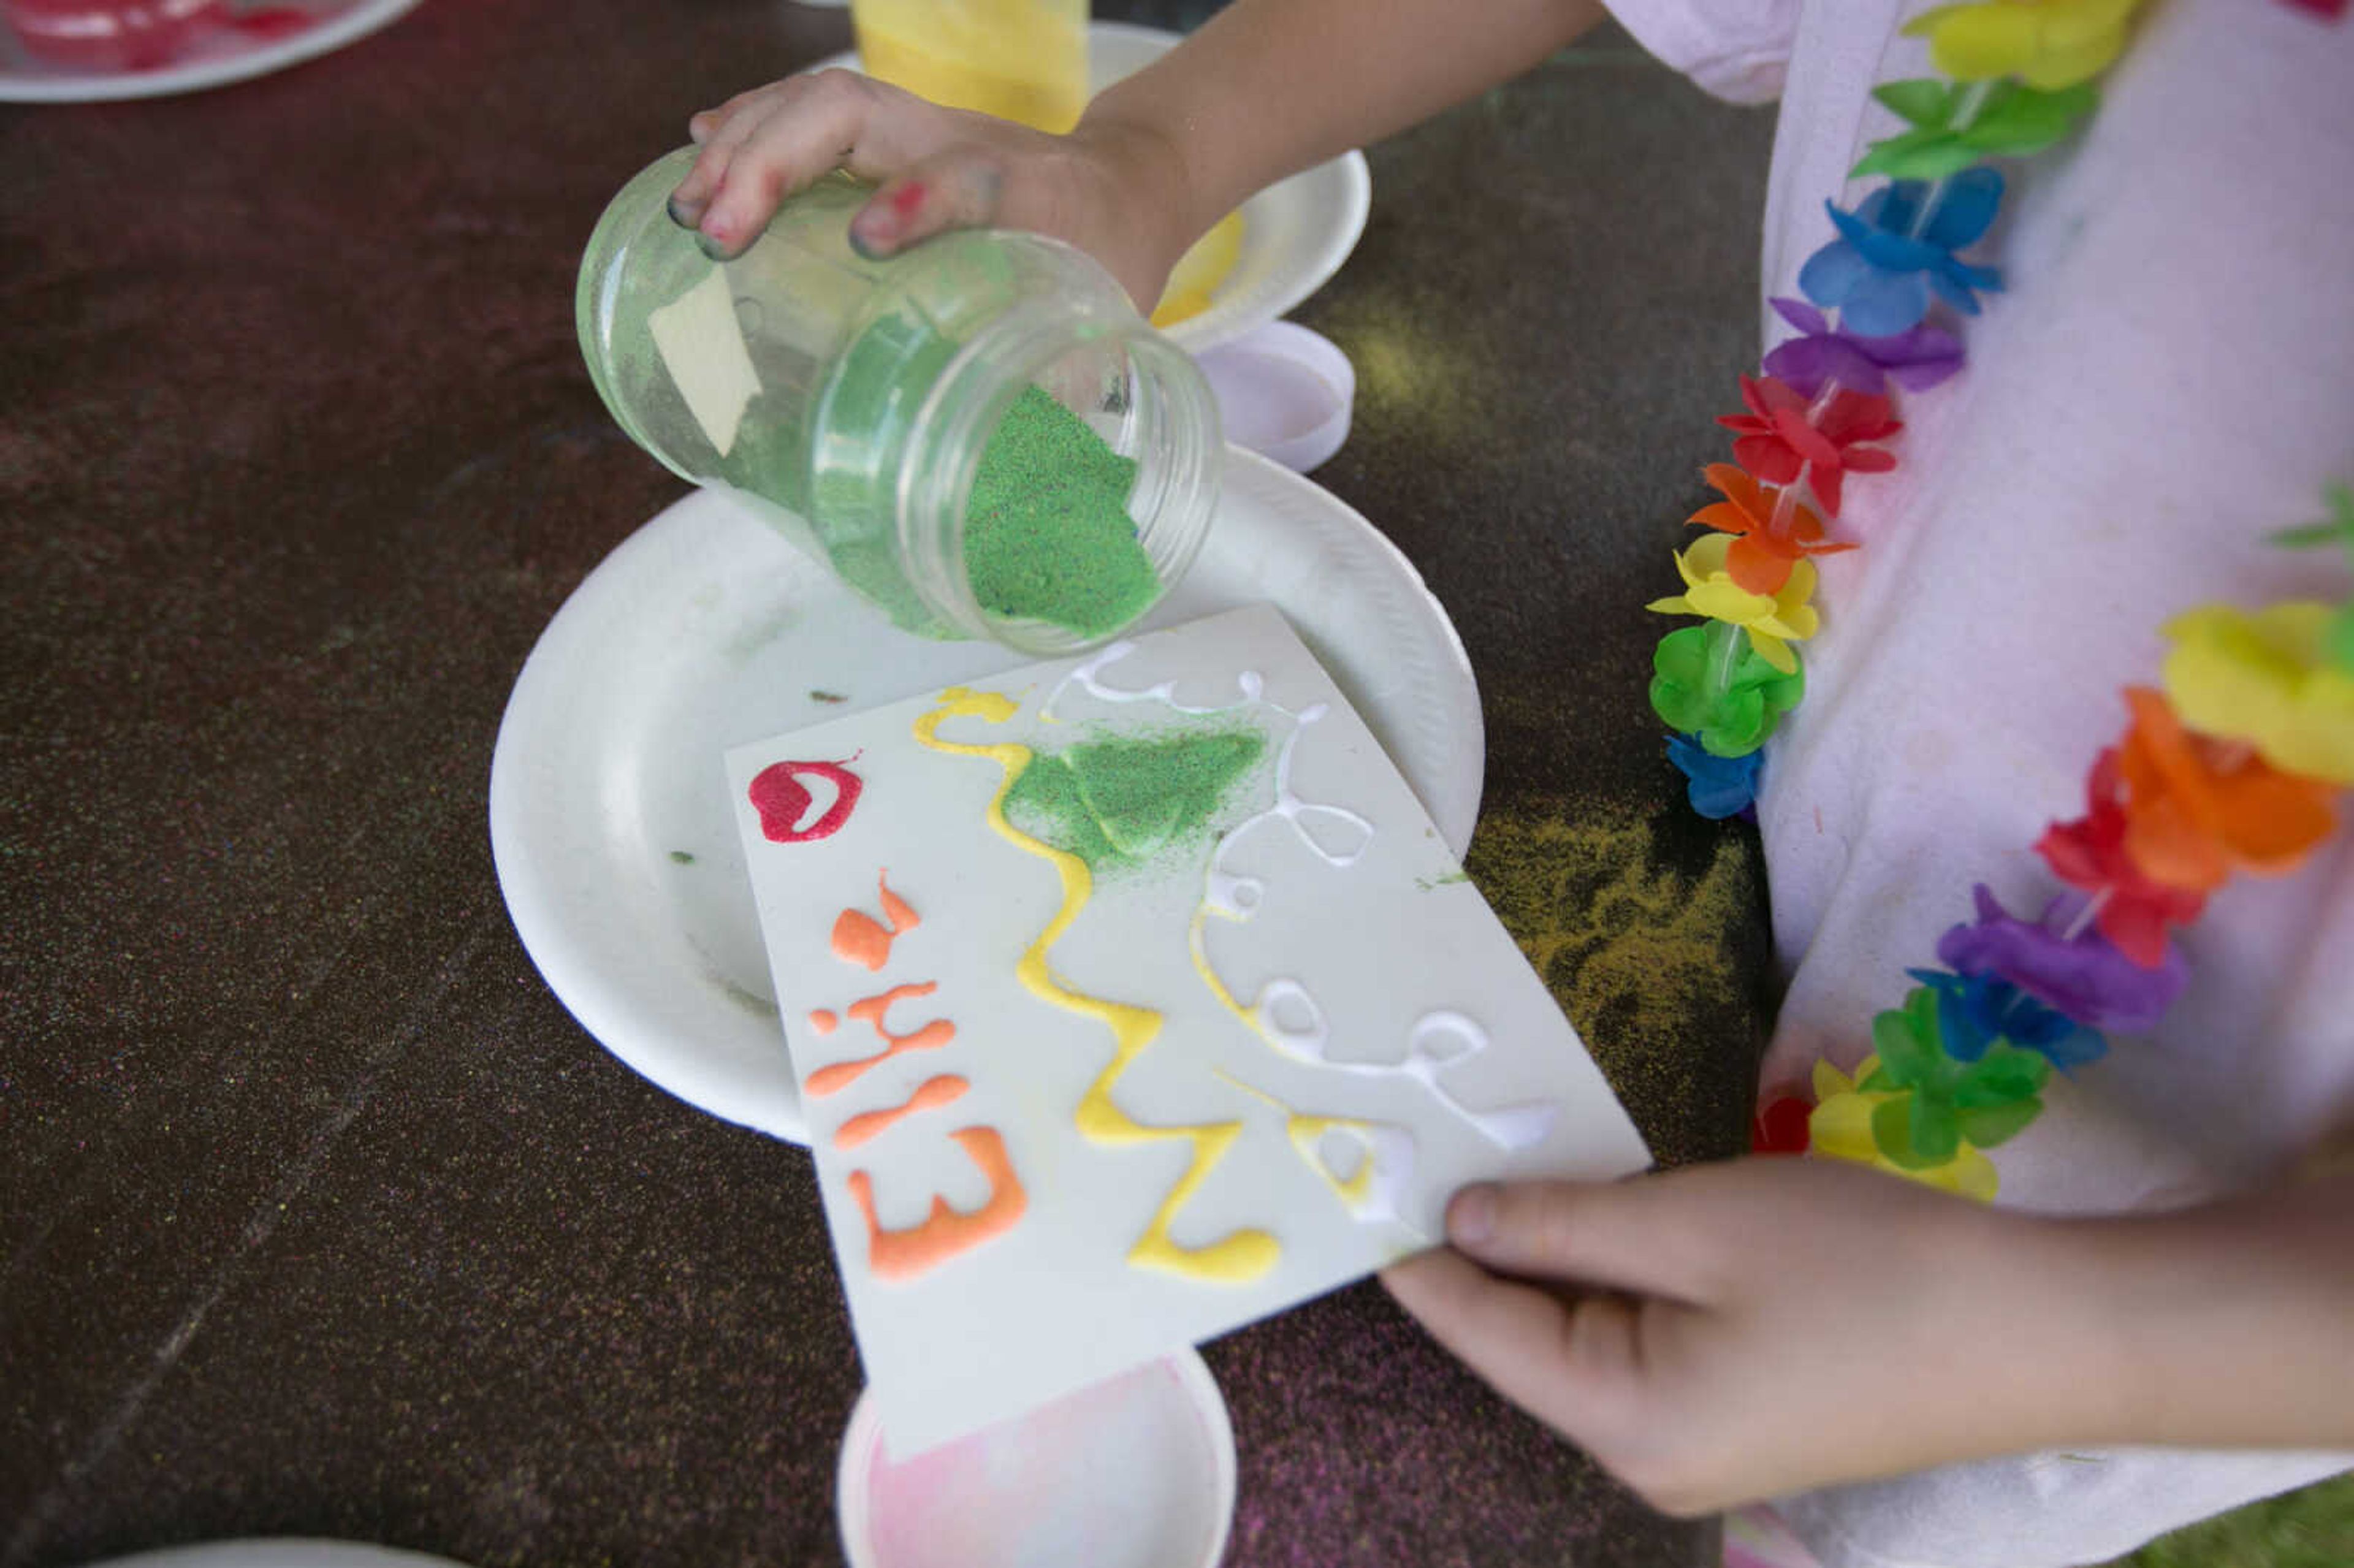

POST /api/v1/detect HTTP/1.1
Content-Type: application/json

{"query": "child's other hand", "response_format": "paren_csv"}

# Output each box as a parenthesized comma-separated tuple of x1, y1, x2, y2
(1380, 1158, 2127, 1516)
(665, 70, 1191, 311)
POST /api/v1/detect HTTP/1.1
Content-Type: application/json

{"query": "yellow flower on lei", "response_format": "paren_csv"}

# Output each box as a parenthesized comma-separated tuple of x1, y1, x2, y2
(2162, 603, 2354, 786)
(1647, 533, 1819, 675)
(1807, 1056, 2000, 1201)
(1903, 0, 2149, 91)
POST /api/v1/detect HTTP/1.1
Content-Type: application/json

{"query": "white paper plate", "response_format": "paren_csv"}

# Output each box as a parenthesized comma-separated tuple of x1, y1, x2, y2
(837, 1350, 1235, 1568)
(75, 1543, 468, 1568)
(0, 0, 419, 102)
(489, 447, 1482, 1146)
(807, 20, 1372, 353)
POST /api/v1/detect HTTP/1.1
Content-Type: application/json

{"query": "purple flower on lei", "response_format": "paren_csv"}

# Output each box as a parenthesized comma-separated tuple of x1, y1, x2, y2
(1936, 885, 2187, 1035)
(1667, 733, 1763, 820)
(1797, 169, 2007, 337)
(1903, 965, 2108, 1075)
(1762, 299, 1966, 399)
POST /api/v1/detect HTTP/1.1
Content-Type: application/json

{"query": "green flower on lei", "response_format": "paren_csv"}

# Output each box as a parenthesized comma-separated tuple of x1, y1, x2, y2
(1853, 78, 2100, 181)
(1860, 986, 2052, 1170)
(1649, 622, 1806, 758)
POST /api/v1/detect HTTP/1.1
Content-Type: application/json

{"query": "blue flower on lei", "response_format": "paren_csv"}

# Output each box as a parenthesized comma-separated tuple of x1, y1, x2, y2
(1667, 733, 1762, 820)
(1798, 169, 2007, 337)
(1904, 966, 2108, 1075)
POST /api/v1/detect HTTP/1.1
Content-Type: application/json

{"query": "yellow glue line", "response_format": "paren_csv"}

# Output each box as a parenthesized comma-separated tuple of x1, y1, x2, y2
(1189, 904, 1255, 1025)
(913, 688, 1279, 1285)
(1213, 1070, 1377, 1208)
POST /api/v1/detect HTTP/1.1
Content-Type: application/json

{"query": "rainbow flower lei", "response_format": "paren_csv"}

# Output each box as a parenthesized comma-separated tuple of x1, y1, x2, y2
(1639, 0, 2354, 1198)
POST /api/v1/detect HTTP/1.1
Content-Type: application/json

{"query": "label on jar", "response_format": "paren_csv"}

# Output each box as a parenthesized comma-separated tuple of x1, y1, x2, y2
(649, 267, 762, 459)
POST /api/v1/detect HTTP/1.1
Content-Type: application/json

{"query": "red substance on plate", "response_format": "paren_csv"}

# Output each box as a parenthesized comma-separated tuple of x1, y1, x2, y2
(5, 0, 227, 71)
(232, 6, 318, 42)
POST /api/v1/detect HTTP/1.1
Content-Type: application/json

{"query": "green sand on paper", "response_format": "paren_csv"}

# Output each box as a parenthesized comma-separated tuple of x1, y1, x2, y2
(1005, 729, 1267, 873)
(964, 387, 1162, 637)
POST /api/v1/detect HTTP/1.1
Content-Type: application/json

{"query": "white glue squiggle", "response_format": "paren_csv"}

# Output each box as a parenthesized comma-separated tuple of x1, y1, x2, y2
(1305, 1121, 1420, 1226)
(1217, 1070, 1421, 1231)
(1201, 704, 1375, 913)
(1057, 640, 1561, 1157)
(1043, 640, 1266, 721)
(1224, 988, 1560, 1152)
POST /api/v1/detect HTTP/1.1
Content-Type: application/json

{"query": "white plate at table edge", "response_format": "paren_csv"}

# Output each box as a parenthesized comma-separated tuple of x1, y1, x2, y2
(0, 0, 421, 103)
(73, 1542, 467, 1568)
(489, 447, 1482, 1147)
(806, 20, 1372, 354)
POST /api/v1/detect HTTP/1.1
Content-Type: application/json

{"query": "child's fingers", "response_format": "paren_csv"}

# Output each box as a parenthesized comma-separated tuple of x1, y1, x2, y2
(685, 83, 768, 150)
(850, 151, 1007, 257)
(1379, 1249, 1653, 1442)
(669, 116, 757, 227)
(1379, 1250, 1590, 1433)
(694, 76, 873, 254)
(670, 85, 783, 218)
(1442, 1176, 1726, 1304)
(676, 71, 883, 254)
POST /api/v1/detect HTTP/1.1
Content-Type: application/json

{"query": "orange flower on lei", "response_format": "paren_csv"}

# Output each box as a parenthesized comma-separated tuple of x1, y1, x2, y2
(1688, 463, 1857, 595)
(2114, 687, 2336, 892)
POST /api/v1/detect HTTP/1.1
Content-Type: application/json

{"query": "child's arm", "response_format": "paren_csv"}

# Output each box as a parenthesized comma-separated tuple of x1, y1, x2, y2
(1380, 1159, 2354, 1516)
(1071, 0, 1609, 247)
(666, 0, 1607, 302)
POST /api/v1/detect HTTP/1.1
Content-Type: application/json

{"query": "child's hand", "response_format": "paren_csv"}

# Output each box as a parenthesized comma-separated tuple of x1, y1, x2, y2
(1379, 1158, 2135, 1516)
(665, 70, 1193, 311)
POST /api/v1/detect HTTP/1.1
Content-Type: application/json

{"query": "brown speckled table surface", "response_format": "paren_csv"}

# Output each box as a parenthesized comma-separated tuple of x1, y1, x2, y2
(1, 3, 1775, 1564)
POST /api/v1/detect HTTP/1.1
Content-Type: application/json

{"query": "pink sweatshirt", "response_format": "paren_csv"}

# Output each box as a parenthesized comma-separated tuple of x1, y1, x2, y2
(1601, 1, 2353, 1562)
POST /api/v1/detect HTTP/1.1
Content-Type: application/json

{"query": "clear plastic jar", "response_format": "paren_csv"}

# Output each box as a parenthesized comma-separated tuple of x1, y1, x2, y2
(576, 147, 1221, 653)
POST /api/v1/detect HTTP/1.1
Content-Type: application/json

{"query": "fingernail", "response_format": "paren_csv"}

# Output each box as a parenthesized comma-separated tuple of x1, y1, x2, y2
(848, 212, 897, 259)
(695, 221, 741, 262)
(1449, 1184, 1498, 1245)
(851, 183, 922, 258)
(667, 194, 704, 228)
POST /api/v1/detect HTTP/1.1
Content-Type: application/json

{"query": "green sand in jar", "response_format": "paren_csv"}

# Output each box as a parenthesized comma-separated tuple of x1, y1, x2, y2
(962, 387, 1162, 640)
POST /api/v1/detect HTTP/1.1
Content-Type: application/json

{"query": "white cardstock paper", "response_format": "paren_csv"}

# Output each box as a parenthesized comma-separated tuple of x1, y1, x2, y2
(725, 604, 1650, 1455)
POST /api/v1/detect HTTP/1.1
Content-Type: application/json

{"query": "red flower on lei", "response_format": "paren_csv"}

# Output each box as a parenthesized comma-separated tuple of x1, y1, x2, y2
(1752, 1093, 1815, 1154)
(1718, 375, 1903, 517)
(1688, 463, 1858, 595)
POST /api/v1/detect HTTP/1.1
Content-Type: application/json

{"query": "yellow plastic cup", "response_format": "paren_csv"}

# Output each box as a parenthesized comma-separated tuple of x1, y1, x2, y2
(850, 0, 1089, 132)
